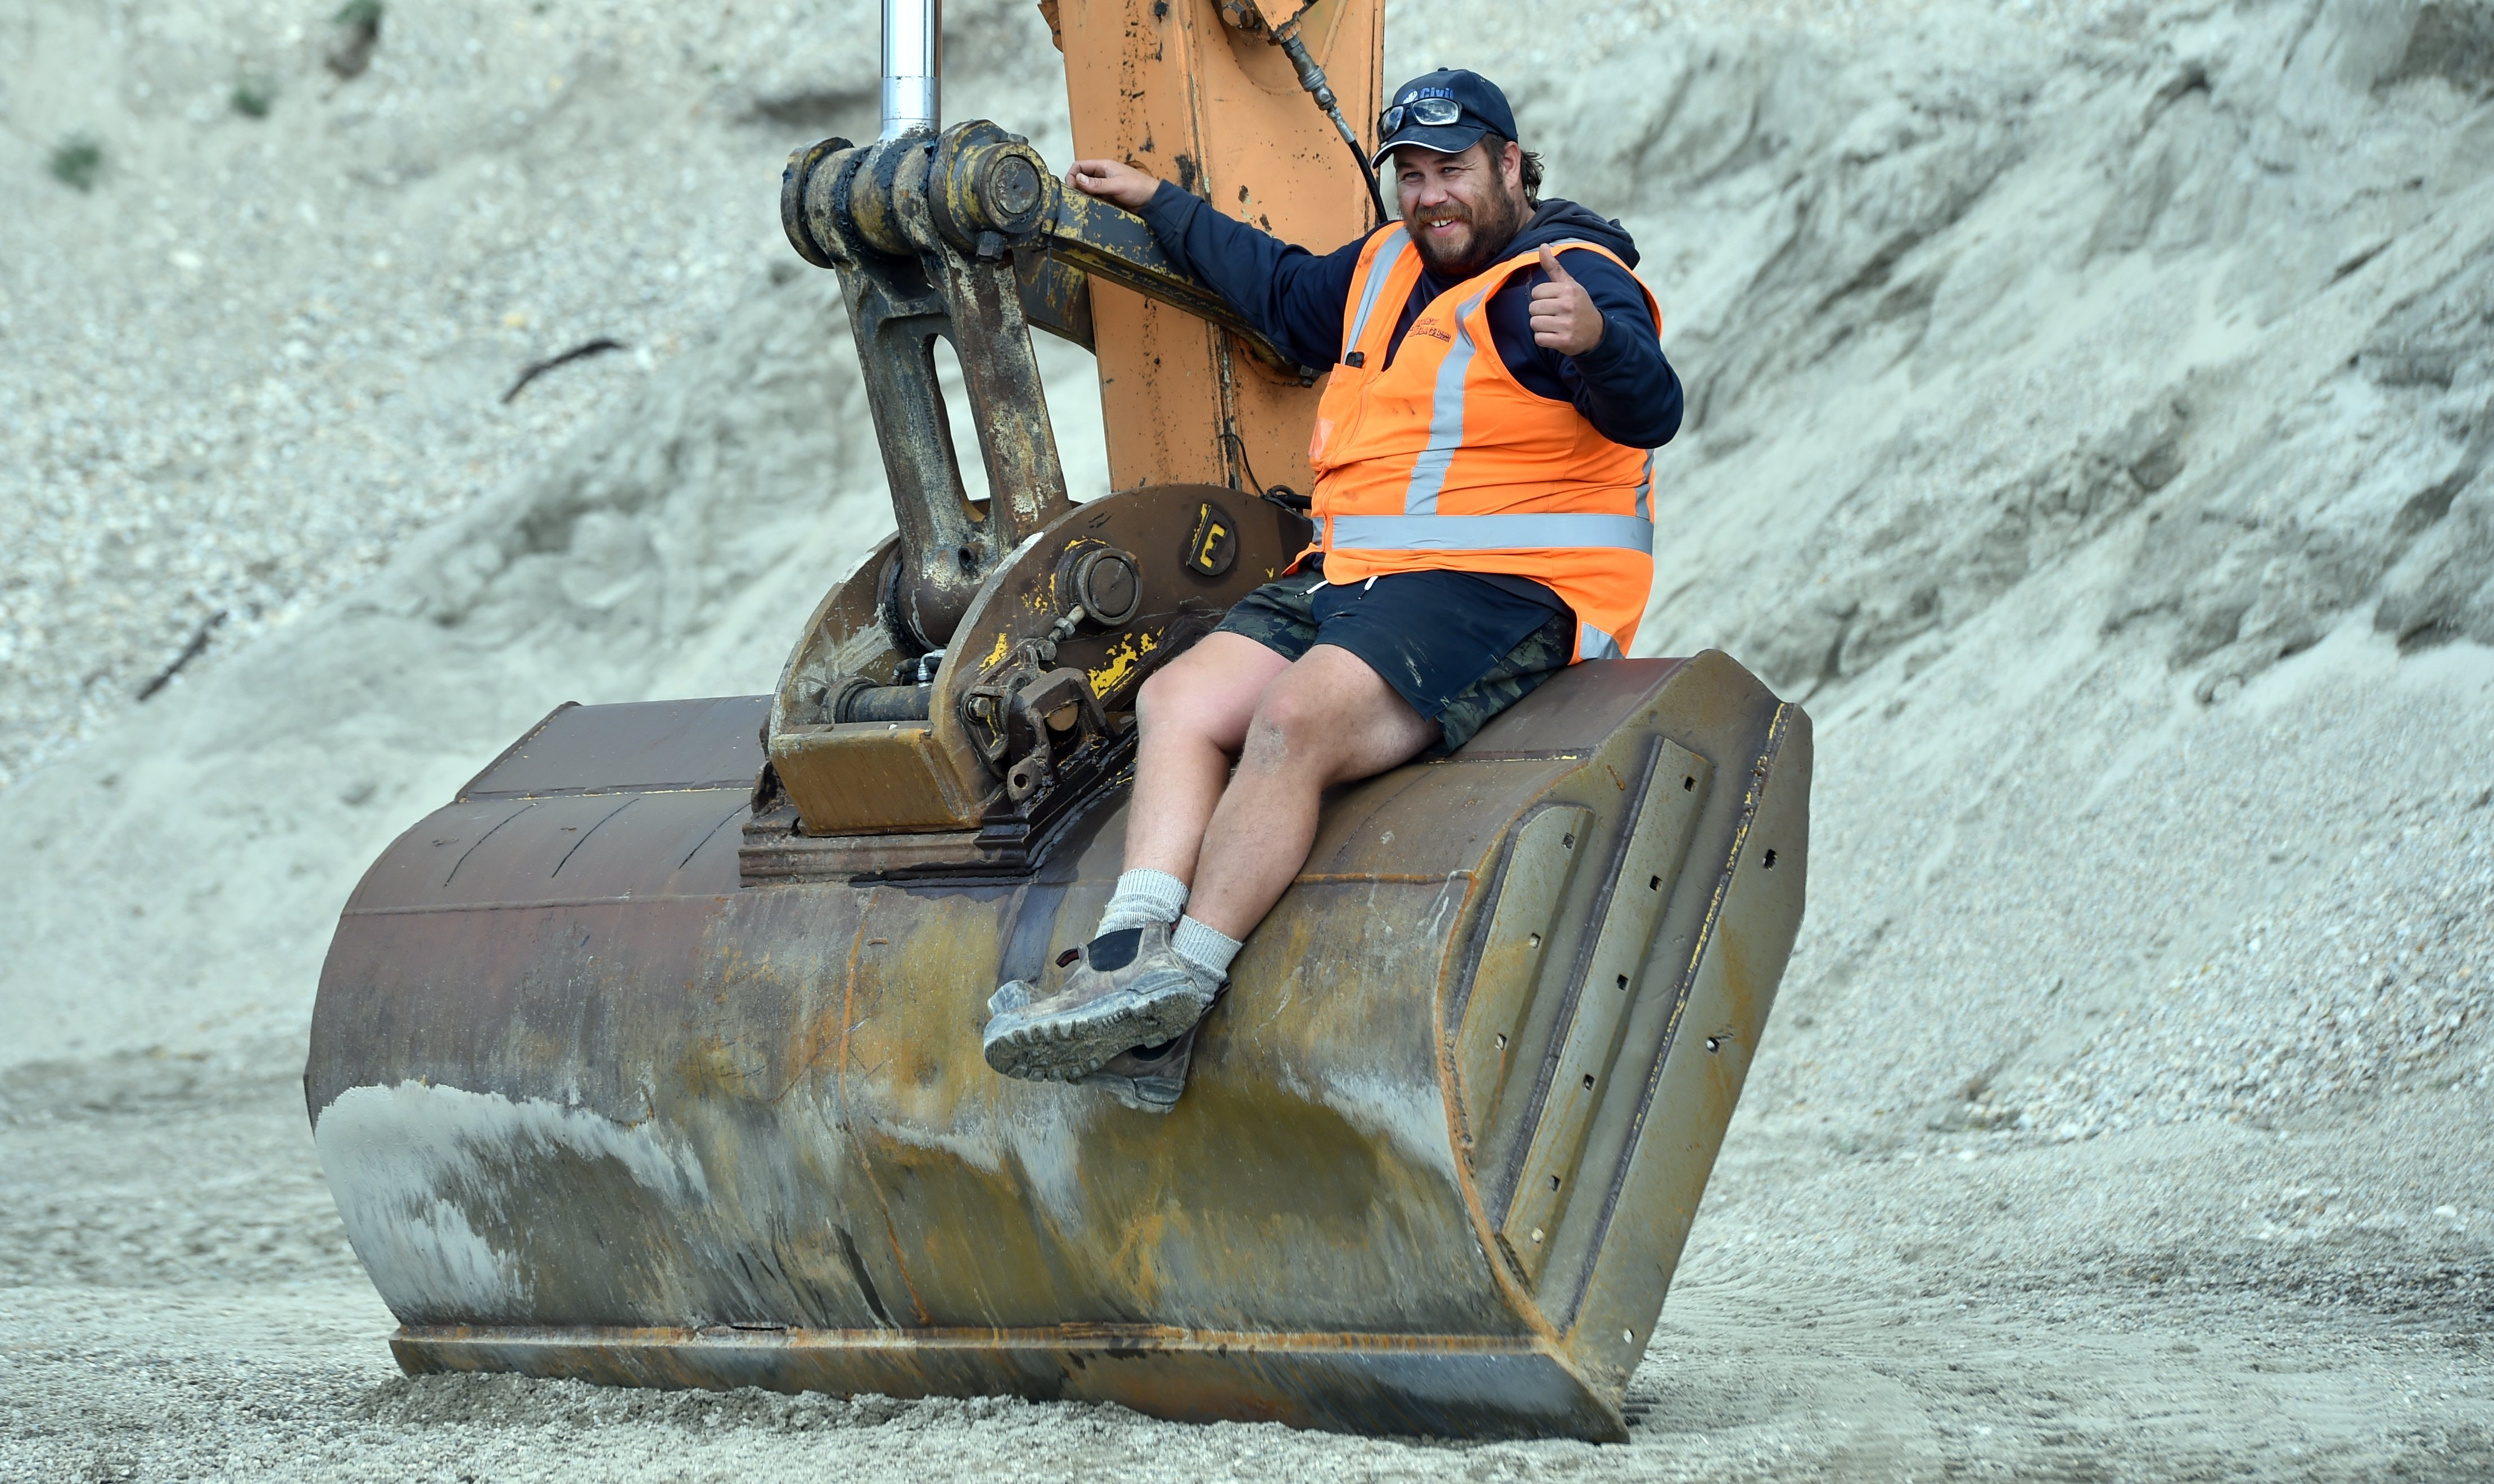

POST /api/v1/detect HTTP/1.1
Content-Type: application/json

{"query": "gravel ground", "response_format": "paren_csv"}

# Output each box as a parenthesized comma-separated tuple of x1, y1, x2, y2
(6, 0, 2494, 1479)
(4, 1044, 2490, 1481)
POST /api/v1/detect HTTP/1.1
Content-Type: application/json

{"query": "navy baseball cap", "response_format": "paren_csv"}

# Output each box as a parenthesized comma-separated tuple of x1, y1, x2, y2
(1370, 69, 1520, 168)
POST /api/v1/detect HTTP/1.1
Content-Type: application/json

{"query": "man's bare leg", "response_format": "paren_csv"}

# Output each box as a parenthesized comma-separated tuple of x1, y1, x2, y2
(1123, 632, 1290, 881)
(981, 643, 1431, 1082)
(1184, 643, 1438, 940)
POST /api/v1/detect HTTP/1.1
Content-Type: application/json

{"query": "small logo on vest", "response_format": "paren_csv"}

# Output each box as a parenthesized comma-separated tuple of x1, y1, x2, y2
(1408, 321, 1453, 343)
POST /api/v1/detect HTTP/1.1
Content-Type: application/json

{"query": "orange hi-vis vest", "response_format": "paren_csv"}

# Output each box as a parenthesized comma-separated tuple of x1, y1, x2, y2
(1306, 225, 1662, 662)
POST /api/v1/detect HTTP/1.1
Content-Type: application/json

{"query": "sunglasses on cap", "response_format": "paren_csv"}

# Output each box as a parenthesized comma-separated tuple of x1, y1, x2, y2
(1376, 94, 1467, 138)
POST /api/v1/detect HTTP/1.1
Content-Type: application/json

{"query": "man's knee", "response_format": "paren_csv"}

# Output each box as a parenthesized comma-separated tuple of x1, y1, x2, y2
(1137, 654, 1221, 730)
(1241, 648, 1438, 781)
(1134, 663, 1183, 728)
(1137, 636, 1278, 748)
(1239, 679, 1330, 773)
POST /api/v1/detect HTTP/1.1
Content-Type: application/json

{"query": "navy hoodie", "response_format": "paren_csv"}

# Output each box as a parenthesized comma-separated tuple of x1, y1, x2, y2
(1137, 184, 1684, 450)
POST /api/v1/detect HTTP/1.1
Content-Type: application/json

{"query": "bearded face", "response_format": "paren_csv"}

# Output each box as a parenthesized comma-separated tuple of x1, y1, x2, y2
(1395, 140, 1529, 278)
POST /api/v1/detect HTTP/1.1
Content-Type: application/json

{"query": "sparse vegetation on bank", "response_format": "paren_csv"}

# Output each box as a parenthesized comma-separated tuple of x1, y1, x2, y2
(46, 133, 102, 191)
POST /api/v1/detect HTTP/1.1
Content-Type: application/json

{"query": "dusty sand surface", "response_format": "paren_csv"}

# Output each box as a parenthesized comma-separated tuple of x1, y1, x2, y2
(7, 0, 2494, 1478)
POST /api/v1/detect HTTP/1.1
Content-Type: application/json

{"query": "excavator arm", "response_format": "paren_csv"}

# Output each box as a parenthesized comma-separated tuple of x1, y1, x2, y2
(751, 0, 1386, 863)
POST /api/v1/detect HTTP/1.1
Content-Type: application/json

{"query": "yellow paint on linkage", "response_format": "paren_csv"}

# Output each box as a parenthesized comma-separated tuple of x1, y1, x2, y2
(1087, 631, 1158, 697)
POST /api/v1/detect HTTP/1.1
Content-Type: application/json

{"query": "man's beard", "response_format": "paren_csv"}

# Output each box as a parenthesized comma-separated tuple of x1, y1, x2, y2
(1405, 186, 1528, 278)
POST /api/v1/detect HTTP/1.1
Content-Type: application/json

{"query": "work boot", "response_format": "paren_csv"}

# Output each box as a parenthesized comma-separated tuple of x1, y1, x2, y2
(981, 922, 1220, 1083)
(1079, 1025, 1201, 1114)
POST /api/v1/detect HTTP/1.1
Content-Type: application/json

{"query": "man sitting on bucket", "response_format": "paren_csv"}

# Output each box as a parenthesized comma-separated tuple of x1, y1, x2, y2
(982, 69, 1684, 1108)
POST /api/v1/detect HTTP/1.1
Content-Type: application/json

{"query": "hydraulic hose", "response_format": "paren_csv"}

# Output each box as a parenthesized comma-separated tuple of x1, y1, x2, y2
(1273, 20, 1388, 227)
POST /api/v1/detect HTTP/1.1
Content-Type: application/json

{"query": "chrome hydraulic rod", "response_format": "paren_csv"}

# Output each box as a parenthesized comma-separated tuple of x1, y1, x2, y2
(880, 0, 940, 139)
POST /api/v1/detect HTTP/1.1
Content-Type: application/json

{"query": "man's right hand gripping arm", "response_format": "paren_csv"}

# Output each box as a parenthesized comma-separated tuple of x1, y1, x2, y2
(1064, 160, 1361, 371)
(1064, 159, 1163, 212)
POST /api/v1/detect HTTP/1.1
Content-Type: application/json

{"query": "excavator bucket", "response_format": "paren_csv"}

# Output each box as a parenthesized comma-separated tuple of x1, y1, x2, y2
(309, 634, 1805, 1441)
(304, 0, 1813, 1442)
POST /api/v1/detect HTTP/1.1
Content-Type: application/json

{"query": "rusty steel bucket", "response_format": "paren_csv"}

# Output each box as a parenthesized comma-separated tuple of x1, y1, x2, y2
(305, 608, 1809, 1440)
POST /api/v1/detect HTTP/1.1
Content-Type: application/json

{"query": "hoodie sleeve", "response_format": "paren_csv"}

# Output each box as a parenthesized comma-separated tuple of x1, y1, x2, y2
(1135, 182, 1363, 371)
(1487, 248, 1683, 450)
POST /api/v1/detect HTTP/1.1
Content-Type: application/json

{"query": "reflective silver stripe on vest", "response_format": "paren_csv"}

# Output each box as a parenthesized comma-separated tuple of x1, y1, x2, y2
(1580, 623, 1623, 660)
(1400, 240, 1606, 515)
(1343, 230, 1412, 355)
(1329, 512, 1656, 554)
(1402, 286, 1493, 515)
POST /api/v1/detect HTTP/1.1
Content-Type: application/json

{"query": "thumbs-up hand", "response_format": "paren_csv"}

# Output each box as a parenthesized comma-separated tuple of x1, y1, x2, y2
(1528, 245, 1605, 356)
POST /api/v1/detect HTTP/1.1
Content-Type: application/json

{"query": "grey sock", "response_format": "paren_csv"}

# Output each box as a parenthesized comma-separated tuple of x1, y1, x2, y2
(1096, 868, 1189, 936)
(1170, 914, 1243, 985)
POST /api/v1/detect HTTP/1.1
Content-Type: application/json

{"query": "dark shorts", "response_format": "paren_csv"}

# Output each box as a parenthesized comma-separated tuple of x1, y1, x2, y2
(1214, 570, 1574, 755)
